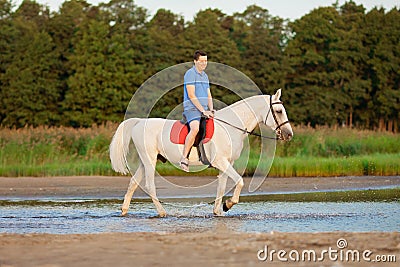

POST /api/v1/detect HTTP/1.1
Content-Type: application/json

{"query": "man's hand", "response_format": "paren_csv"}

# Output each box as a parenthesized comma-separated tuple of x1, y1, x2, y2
(202, 110, 214, 118)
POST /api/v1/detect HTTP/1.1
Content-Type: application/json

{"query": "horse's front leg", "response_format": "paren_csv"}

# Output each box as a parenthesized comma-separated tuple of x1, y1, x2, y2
(214, 160, 244, 212)
(223, 177, 244, 212)
(213, 173, 228, 216)
(121, 164, 144, 216)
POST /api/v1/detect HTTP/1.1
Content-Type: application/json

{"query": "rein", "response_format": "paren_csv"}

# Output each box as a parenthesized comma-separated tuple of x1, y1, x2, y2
(213, 117, 279, 140)
(213, 95, 290, 140)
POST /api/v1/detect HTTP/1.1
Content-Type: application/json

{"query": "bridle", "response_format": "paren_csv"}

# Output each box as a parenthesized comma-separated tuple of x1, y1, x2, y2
(213, 95, 290, 140)
(264, 95, 290, 136)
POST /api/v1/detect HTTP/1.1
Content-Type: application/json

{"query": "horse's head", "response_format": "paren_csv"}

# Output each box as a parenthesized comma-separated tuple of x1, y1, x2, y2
(265, 89, 293, 141)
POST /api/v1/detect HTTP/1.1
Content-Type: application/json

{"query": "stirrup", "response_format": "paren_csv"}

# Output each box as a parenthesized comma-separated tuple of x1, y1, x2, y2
(180, 158, 189, 172)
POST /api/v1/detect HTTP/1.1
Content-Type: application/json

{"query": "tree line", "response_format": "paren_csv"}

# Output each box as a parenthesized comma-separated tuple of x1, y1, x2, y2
(0, 0, 399, 131)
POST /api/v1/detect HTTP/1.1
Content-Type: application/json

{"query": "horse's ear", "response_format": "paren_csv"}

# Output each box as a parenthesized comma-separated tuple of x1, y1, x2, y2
(273, 89, 282, 100)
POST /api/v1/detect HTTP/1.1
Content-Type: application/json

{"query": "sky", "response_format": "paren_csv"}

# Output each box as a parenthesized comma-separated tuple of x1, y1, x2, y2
(14, 0, 399, 20)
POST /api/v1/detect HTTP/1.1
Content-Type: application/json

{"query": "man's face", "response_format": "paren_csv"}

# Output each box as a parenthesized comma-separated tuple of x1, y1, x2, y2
(194, 55, 207, 72)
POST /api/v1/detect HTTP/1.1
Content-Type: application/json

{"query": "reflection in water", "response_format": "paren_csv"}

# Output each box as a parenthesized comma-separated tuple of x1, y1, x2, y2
(0, 193, 399, 234)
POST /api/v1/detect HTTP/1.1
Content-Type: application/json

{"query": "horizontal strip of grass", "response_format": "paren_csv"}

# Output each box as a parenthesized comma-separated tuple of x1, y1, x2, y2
(0, 161, 115, 177)
(1, 124, 399, 177)
(4, 154, 397, 177)
(238, 188, 400, 202)
(268, 154, 400, 177)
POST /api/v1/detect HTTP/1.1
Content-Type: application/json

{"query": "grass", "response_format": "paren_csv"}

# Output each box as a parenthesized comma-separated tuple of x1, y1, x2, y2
(0, 124, 399, 177)
(238, 188, 400, 202)
(0, 124, 116, 177)
(269, 154, 400, 177)
(275, 126, 400, 157)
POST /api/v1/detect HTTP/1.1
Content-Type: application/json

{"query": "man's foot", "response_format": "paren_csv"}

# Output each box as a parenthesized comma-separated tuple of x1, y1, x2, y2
(180, 158, 189, 172)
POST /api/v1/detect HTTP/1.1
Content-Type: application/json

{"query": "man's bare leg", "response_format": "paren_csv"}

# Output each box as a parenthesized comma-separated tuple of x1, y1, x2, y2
(180, 120, 200, 172)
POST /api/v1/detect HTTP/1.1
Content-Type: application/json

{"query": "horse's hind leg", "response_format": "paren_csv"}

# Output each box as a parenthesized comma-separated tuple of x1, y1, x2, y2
(141, 155, 167, 217)
(213, 172, 228, 216)
(121, 163, 144, 216)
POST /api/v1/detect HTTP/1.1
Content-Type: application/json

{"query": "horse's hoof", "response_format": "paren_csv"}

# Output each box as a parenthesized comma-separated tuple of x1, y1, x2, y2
(121, 209, 128, 216)
(223, 199, 236, 212)
(222, 202, 230, 212)
(158, 211, 167, 218)
(213, 212, 225, 217)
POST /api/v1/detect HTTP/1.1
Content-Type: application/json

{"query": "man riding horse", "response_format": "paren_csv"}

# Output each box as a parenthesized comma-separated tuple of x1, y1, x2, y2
(180, 50, 215, 172)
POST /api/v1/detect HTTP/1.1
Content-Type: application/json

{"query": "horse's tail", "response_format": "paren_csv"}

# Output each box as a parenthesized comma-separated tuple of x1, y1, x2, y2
(109, 118, 141, 174)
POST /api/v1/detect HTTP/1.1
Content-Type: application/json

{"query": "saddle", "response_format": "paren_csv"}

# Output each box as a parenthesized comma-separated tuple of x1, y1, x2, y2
(169, 116, 214, 165)
(170, 116, 214, 146)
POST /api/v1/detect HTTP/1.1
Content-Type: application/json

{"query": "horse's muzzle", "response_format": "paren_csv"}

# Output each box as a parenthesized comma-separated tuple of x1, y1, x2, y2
(276, 128, 293, 141)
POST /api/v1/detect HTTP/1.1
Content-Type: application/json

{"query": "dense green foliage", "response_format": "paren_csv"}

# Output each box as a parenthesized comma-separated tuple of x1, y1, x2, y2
(0, 125, 399, 177)
(0, 0, 399, 130)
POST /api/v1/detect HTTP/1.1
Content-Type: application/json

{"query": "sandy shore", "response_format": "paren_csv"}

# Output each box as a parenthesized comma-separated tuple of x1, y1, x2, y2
(1, 176, 399, 266)
(0, 232, 399, 266)
(0, 175, 399, 199)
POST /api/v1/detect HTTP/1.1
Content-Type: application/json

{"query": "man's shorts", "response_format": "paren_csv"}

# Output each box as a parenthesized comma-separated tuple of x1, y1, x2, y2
(183, 109, 203, 124)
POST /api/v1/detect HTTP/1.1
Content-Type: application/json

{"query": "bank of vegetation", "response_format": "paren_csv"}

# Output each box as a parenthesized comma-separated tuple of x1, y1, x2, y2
(0, 125, 398, 177)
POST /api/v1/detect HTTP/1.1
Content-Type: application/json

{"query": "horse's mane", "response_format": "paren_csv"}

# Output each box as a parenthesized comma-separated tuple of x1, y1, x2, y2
(217, 95, 267, 113)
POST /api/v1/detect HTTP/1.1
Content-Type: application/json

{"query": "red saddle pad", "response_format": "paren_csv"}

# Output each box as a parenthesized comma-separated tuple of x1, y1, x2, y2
(170, 119, 214, 145)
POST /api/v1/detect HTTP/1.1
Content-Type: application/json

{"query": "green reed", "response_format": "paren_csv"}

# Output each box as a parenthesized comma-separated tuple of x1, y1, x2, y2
(274, 126, 400, 157)
(0, 124, 399, 177)
(268, 154, 400, 177)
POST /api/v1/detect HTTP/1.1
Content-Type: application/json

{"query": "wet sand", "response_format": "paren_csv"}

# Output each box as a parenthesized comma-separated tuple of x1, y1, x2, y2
(0, 176, 399, 266)
(0, 232, 399, 266)
(0, 175, 399, 199)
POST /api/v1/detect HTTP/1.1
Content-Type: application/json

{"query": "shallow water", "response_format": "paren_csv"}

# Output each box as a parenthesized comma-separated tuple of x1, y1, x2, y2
(1, 189, 399, 234)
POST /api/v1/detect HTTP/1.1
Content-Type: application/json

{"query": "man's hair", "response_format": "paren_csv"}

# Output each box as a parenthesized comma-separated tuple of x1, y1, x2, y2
(193, 50, 207, 61)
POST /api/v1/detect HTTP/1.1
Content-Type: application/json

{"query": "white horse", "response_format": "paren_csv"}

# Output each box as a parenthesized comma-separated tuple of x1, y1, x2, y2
(110, 89, 293, 217)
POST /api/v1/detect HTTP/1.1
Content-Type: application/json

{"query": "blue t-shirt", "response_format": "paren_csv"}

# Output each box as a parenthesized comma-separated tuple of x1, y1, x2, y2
(183, 66, 210, 111)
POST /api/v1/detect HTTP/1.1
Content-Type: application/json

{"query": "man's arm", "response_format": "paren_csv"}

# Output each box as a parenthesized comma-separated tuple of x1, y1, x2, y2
(207, 88, 214, 111)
